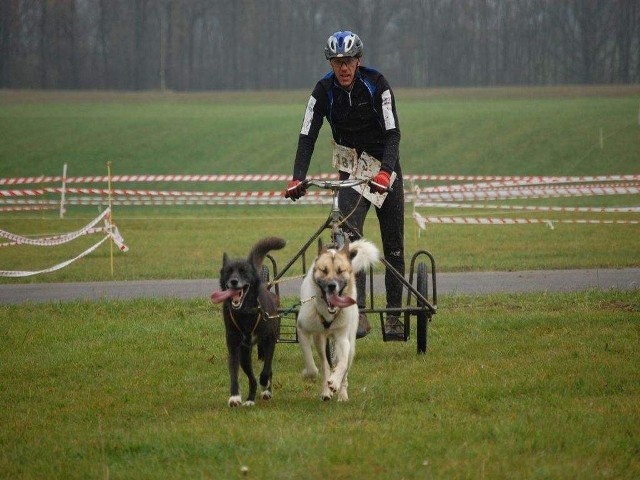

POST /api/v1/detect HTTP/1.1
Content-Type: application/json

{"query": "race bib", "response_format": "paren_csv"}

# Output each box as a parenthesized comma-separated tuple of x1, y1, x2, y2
(332, 143, 396, 208)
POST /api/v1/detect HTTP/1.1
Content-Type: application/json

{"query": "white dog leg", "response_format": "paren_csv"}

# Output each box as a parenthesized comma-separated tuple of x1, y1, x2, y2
(297, 329, 319, 379)
(337, 321, 357, 401)
(228, 395, 242, 407)
(327, 336, 351, 394)
(314, 334, 333, 401)
(338, 378, 349, 402)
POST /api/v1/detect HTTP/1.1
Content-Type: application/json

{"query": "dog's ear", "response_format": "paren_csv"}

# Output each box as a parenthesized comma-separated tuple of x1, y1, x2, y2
(222, 252, 229, 267)
(317, 238, 327, 255)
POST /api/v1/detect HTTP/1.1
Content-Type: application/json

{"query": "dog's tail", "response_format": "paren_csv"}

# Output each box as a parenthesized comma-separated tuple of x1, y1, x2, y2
(349, 238, 380, 274)
(249, 236, 287, 269)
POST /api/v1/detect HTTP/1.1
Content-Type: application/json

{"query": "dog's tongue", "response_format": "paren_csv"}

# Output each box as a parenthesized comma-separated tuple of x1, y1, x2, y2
(210, 289, 242, 304)
(327, 293, 356, 308)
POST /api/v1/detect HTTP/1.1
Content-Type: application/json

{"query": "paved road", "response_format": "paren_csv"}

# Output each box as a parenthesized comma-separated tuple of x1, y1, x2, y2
(1, 268, 638, 305)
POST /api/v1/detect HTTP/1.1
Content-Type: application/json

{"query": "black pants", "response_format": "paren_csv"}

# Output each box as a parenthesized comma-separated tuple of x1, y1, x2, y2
(338, 169, 405, 311)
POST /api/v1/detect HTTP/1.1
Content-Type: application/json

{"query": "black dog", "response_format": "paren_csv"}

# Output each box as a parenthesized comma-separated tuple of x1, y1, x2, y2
(211, 237, 286, 407)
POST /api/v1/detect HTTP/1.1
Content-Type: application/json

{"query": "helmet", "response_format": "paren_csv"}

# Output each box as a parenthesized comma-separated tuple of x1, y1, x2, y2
(324, 31, 363, 60)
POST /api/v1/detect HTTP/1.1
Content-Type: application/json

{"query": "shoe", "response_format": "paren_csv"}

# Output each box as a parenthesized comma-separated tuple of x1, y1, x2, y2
(384, 316, 404, 341)
(356, 312, 371, 339)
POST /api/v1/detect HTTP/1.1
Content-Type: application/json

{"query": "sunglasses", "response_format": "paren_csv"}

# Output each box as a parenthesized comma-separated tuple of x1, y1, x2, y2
(330, 57, 358, 67)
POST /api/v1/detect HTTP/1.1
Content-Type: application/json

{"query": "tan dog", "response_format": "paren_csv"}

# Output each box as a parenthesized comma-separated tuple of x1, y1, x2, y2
(296, 238, 379, 401)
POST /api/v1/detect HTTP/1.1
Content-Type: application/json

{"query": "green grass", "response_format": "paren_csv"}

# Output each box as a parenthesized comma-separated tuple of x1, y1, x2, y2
(1, 204, 638, 284)
(1, 88, 639, 478)
(0, 90, 308, 178)
(1, 86, 639, 282)
(1, 86, 639, 177)
(1, 290, 638, 479)
(0, 85, 638, 283)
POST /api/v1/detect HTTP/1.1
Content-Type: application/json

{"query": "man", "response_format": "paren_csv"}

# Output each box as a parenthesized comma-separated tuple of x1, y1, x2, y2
(285, 31, 405, 340)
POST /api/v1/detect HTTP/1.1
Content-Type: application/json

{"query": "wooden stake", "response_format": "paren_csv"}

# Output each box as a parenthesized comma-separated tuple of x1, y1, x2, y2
(107, 161, 114, 277)
(59, 163, 67, 219)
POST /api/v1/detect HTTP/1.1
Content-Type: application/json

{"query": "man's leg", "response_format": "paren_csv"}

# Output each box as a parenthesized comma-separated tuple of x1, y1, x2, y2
(376, 174, 405, 339)
(339, 185, 371, 338)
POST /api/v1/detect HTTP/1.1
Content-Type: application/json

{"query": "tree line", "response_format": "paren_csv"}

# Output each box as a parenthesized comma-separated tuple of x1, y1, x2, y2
(1, 0, 638, 91)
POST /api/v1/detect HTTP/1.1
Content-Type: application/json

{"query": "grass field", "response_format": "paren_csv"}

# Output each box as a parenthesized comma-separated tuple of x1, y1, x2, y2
(1, 85, 639, 282)
(1, 85, 639, 178)
(1, 87, 639, 478)
(1, 290, 639, 479)
(1, 204, 639, 284)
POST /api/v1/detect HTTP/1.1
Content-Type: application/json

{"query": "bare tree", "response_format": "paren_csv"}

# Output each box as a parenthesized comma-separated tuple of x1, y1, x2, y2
(0, 0, 637, 90)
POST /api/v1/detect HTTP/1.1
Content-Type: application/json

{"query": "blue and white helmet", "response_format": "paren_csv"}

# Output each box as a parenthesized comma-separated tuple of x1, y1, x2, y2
(324, 31, 363, 59)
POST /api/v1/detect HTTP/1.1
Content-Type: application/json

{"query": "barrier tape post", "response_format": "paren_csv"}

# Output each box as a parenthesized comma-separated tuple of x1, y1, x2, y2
(59, 163, 67, 219)
(107, 161, 114, 276)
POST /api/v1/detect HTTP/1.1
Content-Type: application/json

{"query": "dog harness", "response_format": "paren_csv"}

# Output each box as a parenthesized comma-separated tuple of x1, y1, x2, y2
(318, 305, 340, 330)
(227, 305, 264, 336)
(226, 297, 280, 336)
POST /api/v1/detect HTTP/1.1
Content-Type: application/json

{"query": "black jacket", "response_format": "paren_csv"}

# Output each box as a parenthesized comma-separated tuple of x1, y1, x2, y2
(293, 66, 401, 181)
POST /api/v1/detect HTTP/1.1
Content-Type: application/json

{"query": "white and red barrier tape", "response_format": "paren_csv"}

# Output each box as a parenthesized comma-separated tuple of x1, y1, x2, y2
(1, 173, 640, 185)
(412, 212, 639, 227)
(414, 184, 640, 202)
(1, 171, 637, 229)
(0, 208, 111, 247)
(414, 201, 640, 213)
(0, 205, 58, 212)
(0, 207, 128, 277)
(2, 184, 637, 201)
(0, 235, 112, 277)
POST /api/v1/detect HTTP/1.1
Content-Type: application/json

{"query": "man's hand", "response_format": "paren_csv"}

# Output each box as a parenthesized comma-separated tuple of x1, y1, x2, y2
(284, 179, 306, 201)
(369, 170, 391, 194)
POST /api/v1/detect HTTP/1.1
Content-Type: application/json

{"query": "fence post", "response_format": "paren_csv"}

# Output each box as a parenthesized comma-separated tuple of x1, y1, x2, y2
(107, 161, 114, 276)
(59, 163, 67, 218)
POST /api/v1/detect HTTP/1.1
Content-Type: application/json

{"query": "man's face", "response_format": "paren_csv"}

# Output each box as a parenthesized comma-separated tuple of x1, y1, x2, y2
(330, 57, 359, 88)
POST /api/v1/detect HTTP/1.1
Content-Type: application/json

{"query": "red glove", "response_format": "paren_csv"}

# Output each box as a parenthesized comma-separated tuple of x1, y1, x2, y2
(284, 180, 306, 201)
(370, 170, 391, 194)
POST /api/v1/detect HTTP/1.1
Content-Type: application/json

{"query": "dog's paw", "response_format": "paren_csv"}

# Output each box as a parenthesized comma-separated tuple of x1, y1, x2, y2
(228, 395, 242, 407)
(261, 390, 272, 401)
(337, 389, 349, 402)
(327, 377, 341, 393)
(321, 384, 333, 401)
(242, 400, 256, 407)
(302, 367, 319, 380)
